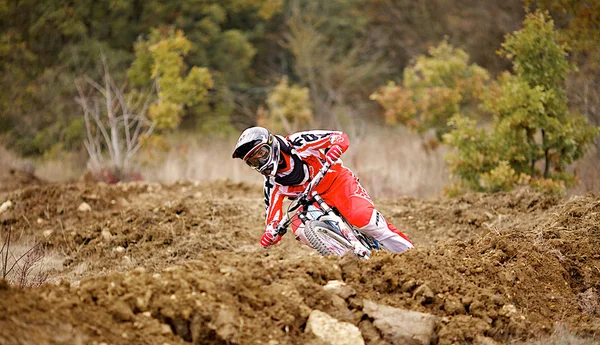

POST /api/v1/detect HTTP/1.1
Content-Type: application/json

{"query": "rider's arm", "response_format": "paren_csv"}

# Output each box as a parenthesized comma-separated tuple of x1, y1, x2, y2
(287, 130, 350, 155)
(260, 178, 286, 247)
(264, 178, 285, 231)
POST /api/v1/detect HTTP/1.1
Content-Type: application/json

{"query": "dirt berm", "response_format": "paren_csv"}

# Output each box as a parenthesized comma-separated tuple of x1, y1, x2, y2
(0, 180, 598, 344)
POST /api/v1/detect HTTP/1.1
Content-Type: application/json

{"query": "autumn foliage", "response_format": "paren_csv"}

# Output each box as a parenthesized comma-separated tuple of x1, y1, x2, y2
(370, 41, 489, 141)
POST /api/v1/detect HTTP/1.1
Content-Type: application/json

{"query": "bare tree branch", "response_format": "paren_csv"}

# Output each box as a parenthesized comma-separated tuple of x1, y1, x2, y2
(83, 75, 107, 98)
(99, 54, 122, 169)
(89, 99, 117, 164)
(128, 122, 155, 161)
(75, 56, 157, 179)
(76, 82, 103, 170)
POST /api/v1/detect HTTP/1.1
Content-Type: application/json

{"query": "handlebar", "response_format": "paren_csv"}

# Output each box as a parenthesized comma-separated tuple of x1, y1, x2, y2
(274, 161, 333, 236)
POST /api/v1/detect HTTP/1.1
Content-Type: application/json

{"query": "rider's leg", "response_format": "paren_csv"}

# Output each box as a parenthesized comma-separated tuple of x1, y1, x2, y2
(322, 169, 413, 253)
(357, 208, 413, 253)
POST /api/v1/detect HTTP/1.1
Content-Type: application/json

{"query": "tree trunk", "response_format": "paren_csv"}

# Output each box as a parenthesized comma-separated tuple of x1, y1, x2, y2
(542, 129, 550, 178)
(527, 129, 536, 177)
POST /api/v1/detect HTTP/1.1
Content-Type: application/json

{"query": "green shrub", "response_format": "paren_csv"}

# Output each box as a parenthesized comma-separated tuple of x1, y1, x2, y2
(479, 161, 518, 193)
(443, 11, 598, 195)
(258, 77, 314, 134)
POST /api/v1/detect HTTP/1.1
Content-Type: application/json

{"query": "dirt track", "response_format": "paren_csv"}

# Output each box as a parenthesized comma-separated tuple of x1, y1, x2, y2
(0, 180, 599, 344)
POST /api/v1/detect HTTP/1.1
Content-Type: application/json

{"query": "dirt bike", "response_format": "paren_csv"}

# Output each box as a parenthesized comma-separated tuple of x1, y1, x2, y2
(274, 162, 381, 259)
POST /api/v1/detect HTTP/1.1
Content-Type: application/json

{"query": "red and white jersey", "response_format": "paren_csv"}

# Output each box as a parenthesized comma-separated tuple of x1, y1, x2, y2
(263, 130, 350, 228)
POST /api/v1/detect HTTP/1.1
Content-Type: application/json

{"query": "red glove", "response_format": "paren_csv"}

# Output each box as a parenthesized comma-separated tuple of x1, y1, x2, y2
(260, 230, 282, 247)
(325, 145, 343, 165)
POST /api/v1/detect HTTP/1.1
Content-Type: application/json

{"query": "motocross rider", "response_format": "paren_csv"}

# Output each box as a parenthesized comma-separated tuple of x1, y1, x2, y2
(232, 127, 414, 253)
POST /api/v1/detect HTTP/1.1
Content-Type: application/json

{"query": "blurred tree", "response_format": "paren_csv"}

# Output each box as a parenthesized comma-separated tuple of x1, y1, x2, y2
(128, 27, 214, 130)
(444, 11, 599, 194)
(280, 0, 388, 141)
(210, 30, 257, 85)
(370, 41, 489, 142)
(0, 0, 279, 156)
(257, 77, 314, 133)
(4, 0, 563, 163)
(525, 0, 600, 158)
(525, 0, 600, 56)
(0, 30, 36, 153)
(0, 0, 144, 156)
(360, 0, 524, 74)
(496, 10, 598, 179)
(76, 28, 214, 178)
(135, 0, 276, 131)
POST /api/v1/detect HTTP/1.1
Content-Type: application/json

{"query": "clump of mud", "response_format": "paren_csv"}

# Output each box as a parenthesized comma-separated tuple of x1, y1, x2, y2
(0, 180, 598, 345)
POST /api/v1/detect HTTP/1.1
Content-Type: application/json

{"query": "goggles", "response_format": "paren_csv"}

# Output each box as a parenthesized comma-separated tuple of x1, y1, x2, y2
(244, 144, 271, 170)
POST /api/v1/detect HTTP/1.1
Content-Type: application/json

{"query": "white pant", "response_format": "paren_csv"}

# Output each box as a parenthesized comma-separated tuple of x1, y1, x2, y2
(359, 210, 413, 253)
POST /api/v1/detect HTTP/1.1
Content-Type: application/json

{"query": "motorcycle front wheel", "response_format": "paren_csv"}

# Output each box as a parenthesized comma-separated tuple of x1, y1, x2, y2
(304, 220, 354, 256)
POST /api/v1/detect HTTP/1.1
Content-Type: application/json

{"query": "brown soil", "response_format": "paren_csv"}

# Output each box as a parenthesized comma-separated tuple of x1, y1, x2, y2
(0, 180, 599, 345)
(0, 168, 45, 199)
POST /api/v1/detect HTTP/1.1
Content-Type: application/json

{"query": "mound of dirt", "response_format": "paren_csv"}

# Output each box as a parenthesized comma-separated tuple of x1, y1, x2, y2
(0, 147, 46, 198)
(0, 181, 599, 345)
(0, 167, 45, 198)
(377, 187, 560, 247)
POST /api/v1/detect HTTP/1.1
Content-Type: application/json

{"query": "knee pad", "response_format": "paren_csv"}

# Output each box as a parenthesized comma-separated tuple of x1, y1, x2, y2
(343, 205, 375, 228)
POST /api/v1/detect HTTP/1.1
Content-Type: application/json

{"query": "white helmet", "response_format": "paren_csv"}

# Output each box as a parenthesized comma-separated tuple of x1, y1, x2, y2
(232, 127, 281, 176)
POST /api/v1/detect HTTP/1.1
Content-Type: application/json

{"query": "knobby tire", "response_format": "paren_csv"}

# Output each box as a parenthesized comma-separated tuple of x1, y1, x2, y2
(304, 220, 353, 256)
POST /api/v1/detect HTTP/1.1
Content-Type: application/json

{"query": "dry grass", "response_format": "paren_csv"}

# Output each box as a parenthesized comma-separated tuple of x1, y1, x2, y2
(142, 135, 264, 186)
(1, 231, 63, 288)
(34, 152, 87, 183)
(344, 126, 448, 198)
(6, 124, 596, 199)
(0, 146, 26, 173)
(143, 125, 448, 198)
(578, 287, 599, 316)
(0, 146, 85, 184)
(101, 127, 600, 198)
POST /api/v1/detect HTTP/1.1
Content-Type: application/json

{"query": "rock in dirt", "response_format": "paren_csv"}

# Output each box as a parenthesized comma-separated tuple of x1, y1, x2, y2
(78, 202, 92, 212)
(112, 246, 125, 253)
(305, 310, 364, 345)
(363, 300, 438, 345)
(101, 228, 113, 240)
(323, 280, 356, 299)
(0, 200, 12, 214)
(160, 323, 172, 335)
(499, 304, 518, 318)
(413, 284, 435, 305)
